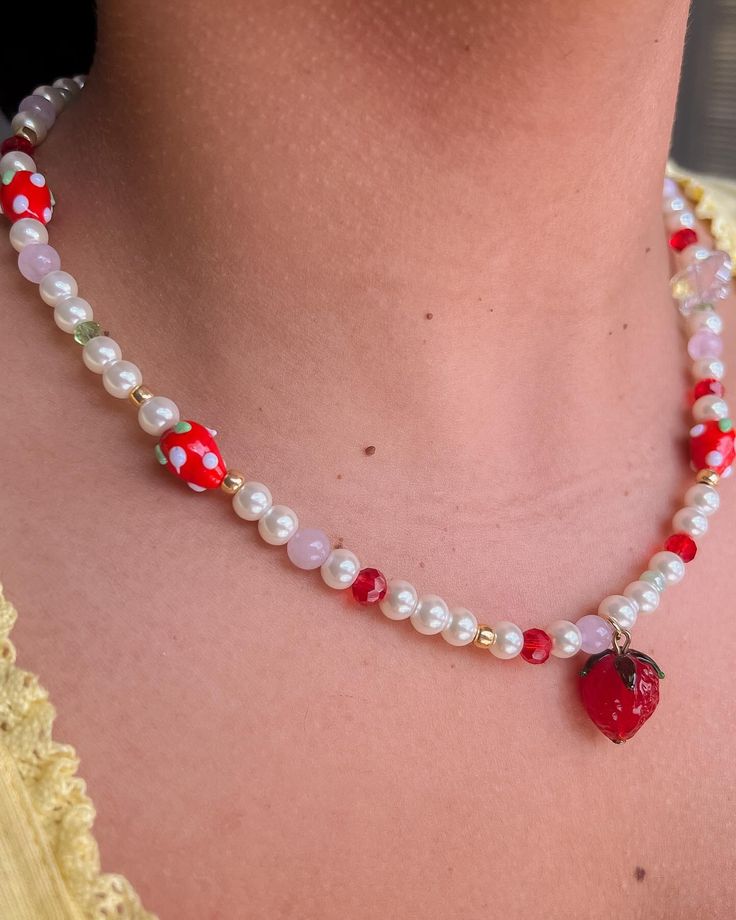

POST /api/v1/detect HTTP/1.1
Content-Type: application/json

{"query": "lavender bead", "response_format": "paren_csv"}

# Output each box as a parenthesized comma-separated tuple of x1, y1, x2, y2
(576, 615, 613, 654)
(19, 94, 57, 129)
(17, 243, 61, 282)
(687, 329, 723, 360)
(663, 177, 679, 199)
(286, 528, 332, 570)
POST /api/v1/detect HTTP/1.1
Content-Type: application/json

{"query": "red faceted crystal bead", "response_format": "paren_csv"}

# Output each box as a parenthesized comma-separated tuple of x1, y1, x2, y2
(351, 568, 388, 605)
(521, 628, 552, 664)
(664, 533, 697, 562)
(668, 228, 698, 252)
(693, 378, 725, 401)
(1, 135, 35, 156)
(579, 649, 663, 743)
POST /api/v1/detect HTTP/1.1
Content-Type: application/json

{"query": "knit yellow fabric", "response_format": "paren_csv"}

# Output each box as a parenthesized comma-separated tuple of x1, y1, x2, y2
(0, 164, 733, 920)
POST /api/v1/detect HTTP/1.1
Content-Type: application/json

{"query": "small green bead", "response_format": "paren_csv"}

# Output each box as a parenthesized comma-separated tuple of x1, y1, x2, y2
(2, 170, 15, 186)
(173, 421, 192, 434)
(154, 444, 167, 465)
(719, 418, 733, 432)
(73, 320, 102, 345)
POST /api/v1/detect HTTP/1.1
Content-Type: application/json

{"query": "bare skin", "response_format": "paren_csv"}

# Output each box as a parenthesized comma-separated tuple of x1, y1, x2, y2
(1, 1, 735, 917)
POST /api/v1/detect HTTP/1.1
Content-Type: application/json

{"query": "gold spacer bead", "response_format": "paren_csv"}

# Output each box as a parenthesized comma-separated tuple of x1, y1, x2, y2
(696, 469, 720, 487)
(221, 470, 246, 495)
(16, 125, 38, 145)
(128, 384, 153, 407)
(473, 626, 496, 649)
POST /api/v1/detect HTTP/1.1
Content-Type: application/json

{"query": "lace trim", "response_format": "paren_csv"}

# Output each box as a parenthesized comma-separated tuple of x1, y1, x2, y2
(0, 584, 157, 920)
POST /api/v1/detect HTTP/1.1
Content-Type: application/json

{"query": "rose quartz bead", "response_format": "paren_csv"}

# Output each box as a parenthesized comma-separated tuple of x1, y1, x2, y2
(576, 615, 613, 654)
(19, 94, 57, 128)
(687, 330, 723, 360)
(17, 243, 60, 282)
(662, 177, 679, 199)
(286, 528, 331, 570)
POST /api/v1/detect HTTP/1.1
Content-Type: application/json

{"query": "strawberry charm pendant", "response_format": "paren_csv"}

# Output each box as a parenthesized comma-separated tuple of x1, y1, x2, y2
(579, 628, 665, 743)
(155, 420, 227, 491)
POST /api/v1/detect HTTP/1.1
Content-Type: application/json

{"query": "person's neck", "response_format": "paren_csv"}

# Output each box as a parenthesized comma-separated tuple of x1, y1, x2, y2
(44, 1, 691, 526)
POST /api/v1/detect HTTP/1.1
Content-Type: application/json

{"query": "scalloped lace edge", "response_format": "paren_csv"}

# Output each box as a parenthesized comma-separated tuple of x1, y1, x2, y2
(0, 583, 157, 920)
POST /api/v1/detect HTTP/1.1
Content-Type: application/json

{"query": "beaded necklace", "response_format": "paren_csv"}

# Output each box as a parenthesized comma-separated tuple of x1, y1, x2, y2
(2, 76, 734, 743)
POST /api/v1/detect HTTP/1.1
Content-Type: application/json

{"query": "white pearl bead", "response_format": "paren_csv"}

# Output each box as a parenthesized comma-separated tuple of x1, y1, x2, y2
(53, 77, 81, 97)
(83, 336, 122, 373)
(665, 195, 686, 213)
(442, 607, 478, 646)
(379, 579, 418, 620)
(102, 360, 143, 398)
(258, 504, 299, 546)
(546, 619, 582, 658)
(649, 550, 686, 586)
(232, 481, 273, 521)
(53, 296, 92, 333)
(684, 483, 720, 516)
(623, 580, 660, 615)
(411, 595, 451, 635)
(0, 151, 36, 175)
(9, 217, 48, 251)
(597, 595, 638, 630)
(138, 396, 180, 436)
(11, 111, 48, 143)
(73, 75, 87, 90)
(320, 548, 360, 589)
(692, 357, 725, 381)
(489, 621, 524, 659)
(687, 309, 723, 336)
(39, 270, 77, 306)
(692, 394, 729, 422)
(672, 506, 708, 538)
(33, 85, 67, 113)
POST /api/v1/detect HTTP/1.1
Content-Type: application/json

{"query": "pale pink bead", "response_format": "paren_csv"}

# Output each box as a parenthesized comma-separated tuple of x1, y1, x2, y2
(19, 94, 57, 128)
(662, 177, 679, 199)
(576, 615, 613, 654)
(286, 528, 332, 570)
(17, 243, 60, 282)
(687, 330, 723, 360)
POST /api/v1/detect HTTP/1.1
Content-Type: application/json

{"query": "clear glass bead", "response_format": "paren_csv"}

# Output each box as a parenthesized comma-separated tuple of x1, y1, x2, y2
(670, 251, 733, 315)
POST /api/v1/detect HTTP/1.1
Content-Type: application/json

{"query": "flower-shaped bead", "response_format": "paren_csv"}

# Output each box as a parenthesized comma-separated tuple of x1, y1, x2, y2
(156, 420, 227, 491)
(0, 169, 52, 224)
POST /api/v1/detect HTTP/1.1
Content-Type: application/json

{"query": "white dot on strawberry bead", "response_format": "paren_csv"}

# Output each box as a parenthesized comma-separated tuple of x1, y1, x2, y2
(706, 450, 723, 468)
(12, 194, 29, 214)
(690, 424, 706, 438)
(30, 173, 45, 187)
(43, 207, 52, 222)
(169, 446, 187, 472)
(202, 451, 219, 470)
(723, 465, 733, 479)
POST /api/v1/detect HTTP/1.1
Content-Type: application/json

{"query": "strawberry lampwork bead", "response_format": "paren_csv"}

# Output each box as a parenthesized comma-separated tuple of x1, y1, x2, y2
(0, 170, 52, 223)
(689, 418, 735, 475)
(156, 420, 227, 491)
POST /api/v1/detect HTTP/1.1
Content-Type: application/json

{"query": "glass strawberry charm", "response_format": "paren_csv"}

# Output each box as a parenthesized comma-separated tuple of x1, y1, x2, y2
(579, 627, 665, 743)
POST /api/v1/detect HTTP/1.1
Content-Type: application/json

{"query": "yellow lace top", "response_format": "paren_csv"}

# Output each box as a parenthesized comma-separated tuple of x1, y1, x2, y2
(0, 164, 734, 920)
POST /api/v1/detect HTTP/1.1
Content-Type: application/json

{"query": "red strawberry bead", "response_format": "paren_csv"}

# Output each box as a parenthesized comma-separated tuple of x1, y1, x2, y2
(156, 420, 226, 491)
(689, 419, 735, 475)
(0, 169, 52, 223)
(579, 649, 664, 743)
